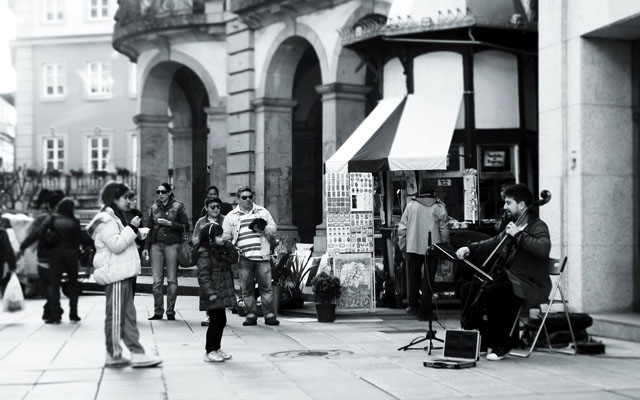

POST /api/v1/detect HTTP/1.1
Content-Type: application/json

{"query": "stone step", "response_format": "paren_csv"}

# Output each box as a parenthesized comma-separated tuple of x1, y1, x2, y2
(590, 313, 640, 343)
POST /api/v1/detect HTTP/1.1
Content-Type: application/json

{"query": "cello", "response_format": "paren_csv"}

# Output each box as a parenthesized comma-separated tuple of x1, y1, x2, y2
(460, 190, 552, 330)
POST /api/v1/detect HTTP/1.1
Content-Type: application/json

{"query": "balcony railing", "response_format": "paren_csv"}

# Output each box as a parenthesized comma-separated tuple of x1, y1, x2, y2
(113, 0, 211, 60)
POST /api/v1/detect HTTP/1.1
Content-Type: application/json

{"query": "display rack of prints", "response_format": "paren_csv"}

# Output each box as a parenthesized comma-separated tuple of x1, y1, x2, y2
(326, 172, 351, 256)
(348, 172, 375, 253)
(463, 168, 478, 223)
(333, 254, 375, 312)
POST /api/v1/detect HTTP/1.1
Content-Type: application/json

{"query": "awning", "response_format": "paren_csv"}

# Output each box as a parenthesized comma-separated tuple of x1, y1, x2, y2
(325, 90, 463, 173)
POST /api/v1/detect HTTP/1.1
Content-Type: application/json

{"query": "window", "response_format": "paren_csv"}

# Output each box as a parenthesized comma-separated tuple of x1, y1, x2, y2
(44, 0, 65, 22)
(130, 132, 138, 172)
(88, 136, 110, 171)
(86, 61, 111, 98)
(88, 0, 109, 20)
(42, 63, 65, 98)
(43, 137, 65, 171)
(128, 63, 137, 98)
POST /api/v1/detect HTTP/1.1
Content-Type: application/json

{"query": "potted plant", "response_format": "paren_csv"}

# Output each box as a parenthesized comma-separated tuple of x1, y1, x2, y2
(311, 272, 342, 322)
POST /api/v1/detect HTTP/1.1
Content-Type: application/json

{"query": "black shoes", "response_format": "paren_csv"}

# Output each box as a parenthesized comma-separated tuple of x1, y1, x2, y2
(148, 314, 163, 320)
(243, 317, 257, 326)
(265, 317, 280, 326)
(45, 318, 61, 324)
(167, 314, 176, 321)
(69, 314, 81, 322)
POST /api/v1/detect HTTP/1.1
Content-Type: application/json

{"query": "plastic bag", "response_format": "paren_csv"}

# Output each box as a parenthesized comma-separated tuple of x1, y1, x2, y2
(3, 273, 25, 312)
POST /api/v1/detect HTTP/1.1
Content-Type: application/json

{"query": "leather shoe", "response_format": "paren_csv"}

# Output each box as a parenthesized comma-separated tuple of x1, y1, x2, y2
(148, 314, 163, 320)
(167, 314, 176, 321)
(265, 317, 280, 326)
(242, 317, 257, 326)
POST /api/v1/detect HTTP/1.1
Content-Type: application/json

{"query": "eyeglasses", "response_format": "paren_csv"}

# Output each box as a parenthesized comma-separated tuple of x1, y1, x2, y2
(156, 190, 168, 194)
(208, 204, 221, 209)
(240, 195, 253, 200)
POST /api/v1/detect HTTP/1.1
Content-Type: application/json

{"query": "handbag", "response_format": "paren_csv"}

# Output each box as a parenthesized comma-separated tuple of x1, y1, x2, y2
(3, 272, 25, 312)
(177, 226, 194, 268)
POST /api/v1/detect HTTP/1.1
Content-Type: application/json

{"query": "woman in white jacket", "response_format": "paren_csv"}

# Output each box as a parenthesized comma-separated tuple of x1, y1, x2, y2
(87, 182, 162, 368)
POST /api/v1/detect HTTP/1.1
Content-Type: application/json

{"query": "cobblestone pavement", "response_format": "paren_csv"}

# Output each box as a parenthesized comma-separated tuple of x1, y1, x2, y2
(1, 294, 640, 400)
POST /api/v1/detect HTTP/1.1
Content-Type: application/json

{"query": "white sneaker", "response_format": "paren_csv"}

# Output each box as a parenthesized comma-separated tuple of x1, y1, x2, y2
(105, 354, 130, 368)
(201, 316, 209, 326)
(131, 353, 162, 368)
(217, 349, 232, 360)
(204, 351, 225, 363)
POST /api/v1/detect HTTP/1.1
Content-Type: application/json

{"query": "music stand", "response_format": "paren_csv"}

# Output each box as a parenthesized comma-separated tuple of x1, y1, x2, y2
(398, 234, 444, 354)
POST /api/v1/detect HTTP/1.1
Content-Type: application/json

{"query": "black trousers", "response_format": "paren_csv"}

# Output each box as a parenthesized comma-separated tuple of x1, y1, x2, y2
(38, 265, 52, 319)
(48, 247, 80, 320)
(205, 309, 227, 353)
(460, 275, 522, 350)
(407, 252, 437, 317)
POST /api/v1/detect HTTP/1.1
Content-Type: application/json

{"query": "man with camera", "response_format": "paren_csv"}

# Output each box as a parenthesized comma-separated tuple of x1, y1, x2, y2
(222, 186, 279, 326)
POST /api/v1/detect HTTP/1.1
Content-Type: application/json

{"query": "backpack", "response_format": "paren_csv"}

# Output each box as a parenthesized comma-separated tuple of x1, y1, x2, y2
(40, 216, 61, 247)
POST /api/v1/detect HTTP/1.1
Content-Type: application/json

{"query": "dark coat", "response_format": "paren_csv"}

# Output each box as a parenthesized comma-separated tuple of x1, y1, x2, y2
(197, 241, 238, 311)
(0, 228, 16, 272)
(468, 216, 552, 309)
(144, 196, 190, 249)
(20, 214, 51, 263)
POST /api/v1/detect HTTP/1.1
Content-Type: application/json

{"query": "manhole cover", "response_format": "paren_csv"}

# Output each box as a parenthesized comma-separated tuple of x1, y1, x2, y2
(270, 349, 353, 359)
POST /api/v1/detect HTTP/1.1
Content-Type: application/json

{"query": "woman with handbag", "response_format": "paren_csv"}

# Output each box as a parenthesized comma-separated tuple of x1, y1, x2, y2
(87, 181, 162, 368)
(142, 183, 190, 321)
(197, 223, 237, 362)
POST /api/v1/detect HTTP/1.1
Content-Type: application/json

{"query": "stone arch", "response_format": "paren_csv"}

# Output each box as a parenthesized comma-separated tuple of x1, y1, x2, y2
(137, 53, 215, 223)
(330, 1, 391, 84)
(258, 23, 328, 98)
(140, 50, 220, 116)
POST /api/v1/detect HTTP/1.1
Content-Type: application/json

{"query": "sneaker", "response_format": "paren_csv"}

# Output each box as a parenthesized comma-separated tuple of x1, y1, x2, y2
(486, 346, 510, 361)
(243, 317, 257, 326)
(264, 317, 280, 326)
(216, 349, 232, 360)
(131, 353, 162, 368)
(204, 351, 224, 363)
(105, 354, 130, 368)
(201, 316, 209, 326)
(148, 314, 163, 320)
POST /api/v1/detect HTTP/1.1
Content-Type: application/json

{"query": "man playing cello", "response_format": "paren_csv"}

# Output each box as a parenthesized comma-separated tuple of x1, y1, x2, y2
(456, 184, 551, 361)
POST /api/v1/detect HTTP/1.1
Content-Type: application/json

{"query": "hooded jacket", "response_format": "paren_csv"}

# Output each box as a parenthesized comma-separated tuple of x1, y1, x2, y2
(397, 195, 449, 254)
(87, 207, 140, 285)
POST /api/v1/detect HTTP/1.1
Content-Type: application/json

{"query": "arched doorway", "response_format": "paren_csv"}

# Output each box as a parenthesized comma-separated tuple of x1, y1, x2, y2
(139, 60, 212, 223)
(292, 47, 323, 243)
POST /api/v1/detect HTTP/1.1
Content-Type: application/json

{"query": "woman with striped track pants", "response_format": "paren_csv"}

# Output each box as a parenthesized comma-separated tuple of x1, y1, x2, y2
(87, 182, 162, 368)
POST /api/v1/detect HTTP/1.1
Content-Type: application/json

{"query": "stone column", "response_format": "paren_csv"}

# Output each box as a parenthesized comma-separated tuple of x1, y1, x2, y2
(314, 83, 370, 253)
(205, 104, 229, 202)
(170, 127, 194, 220)
(226, 18, 255, 199)
(252, 97, 298, 240)
(134, 114, 172, 211)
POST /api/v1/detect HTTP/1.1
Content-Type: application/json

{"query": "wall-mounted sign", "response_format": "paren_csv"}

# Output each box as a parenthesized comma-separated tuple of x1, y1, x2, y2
(483, 150, 506, 168)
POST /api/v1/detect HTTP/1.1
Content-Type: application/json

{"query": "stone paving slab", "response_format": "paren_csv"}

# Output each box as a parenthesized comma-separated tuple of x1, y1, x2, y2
(1, 294, 640, 400)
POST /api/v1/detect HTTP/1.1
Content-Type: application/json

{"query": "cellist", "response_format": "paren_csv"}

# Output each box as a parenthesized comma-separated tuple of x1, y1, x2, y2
(455, 184, 551, 361)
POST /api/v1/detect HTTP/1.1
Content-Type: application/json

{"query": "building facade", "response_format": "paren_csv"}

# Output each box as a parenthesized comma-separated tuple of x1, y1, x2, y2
(113, 0, 639, 334)
(10, 0, 138, 205)
(0, 94, 16, 172)
(539, 1, 640, 328)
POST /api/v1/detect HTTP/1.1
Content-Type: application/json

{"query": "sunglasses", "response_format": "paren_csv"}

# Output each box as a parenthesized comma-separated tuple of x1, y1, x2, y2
(156, 190, 168, 194)
(208, 204, 221, 209)
(240, 195, 253, 200)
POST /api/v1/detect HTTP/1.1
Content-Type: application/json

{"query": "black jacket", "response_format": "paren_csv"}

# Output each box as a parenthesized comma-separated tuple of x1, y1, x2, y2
(144, 196, 190, 249)
(20, 214, 51, 263)
(0, 228, 16, 272)
(468, 216, 552, 309)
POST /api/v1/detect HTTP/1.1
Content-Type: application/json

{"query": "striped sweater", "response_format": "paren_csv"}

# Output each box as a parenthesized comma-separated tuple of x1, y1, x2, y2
(222, 204, 277, 261)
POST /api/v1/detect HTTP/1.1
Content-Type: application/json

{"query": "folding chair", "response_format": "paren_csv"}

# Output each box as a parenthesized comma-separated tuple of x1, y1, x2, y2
(509, 257, 577, 358)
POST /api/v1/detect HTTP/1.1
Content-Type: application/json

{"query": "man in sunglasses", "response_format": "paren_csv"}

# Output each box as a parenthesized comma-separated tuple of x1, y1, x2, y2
(222, 186, 279, 326)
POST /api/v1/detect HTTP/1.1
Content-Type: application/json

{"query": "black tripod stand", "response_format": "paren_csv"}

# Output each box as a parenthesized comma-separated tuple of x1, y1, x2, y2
(398, 234, 443, 354)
